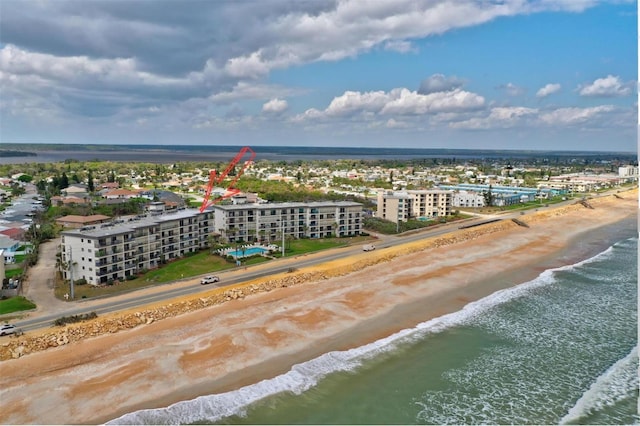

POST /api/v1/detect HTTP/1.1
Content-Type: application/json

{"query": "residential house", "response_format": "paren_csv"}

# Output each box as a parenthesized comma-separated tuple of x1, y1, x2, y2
(0, 235, 21, 263)
(103, 189, 140, 200)
(0, 227, 26, 242)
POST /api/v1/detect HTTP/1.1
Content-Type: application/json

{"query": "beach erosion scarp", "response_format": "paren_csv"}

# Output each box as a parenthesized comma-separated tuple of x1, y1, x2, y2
(0, 189, 636, 425)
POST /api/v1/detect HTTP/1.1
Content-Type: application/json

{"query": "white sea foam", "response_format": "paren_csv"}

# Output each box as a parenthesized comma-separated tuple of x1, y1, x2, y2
(107, 241, 627, 425)
(559, 346, 639, 425)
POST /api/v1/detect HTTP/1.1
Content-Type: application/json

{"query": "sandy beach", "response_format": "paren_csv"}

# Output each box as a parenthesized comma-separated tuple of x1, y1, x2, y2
(0, 191, 636, 425)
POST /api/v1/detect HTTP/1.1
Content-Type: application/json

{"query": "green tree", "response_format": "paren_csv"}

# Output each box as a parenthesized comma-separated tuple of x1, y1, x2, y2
(10, 183, 25, 196)
(60, 172, 69, 190)
(87, 170, 95, 192)
(482, 184, 494, 207)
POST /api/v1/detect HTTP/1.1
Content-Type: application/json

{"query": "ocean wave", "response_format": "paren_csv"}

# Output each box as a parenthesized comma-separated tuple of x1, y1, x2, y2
(560, 346, 639, 425)
(107, 239, 633, 425)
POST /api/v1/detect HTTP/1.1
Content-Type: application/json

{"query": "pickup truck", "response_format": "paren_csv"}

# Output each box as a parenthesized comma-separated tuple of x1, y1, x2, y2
(362, 244, 375, 252)
(200, 276, 220, 285)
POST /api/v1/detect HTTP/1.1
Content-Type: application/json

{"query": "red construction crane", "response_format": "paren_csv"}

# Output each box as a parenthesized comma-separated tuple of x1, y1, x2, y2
(199, 146, 256, 213)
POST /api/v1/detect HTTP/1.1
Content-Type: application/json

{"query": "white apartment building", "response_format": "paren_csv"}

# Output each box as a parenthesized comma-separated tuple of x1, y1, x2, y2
(547, 173, 626, 193)
(618, 165, 638, 179)
(452, 190, 485, 208)
(376, 190, 452, 223)
(212, 201, 363, 243)
(61, 209, 214, 285)
(61, 200, 364, 285)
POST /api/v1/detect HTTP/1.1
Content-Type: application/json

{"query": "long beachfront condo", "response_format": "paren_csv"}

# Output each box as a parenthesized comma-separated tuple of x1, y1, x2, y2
(60, 201, 363, 285)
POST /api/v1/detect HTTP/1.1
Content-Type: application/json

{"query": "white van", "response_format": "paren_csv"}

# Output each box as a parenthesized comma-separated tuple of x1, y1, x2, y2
(362, 244, 375, 252)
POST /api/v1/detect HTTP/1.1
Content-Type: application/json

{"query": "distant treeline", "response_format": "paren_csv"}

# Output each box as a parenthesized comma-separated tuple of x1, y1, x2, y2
(0, 150, 37, 157)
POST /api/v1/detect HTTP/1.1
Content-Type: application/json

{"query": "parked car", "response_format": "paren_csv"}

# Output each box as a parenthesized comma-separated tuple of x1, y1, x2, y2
(0, 324, 18, 336)
(200, 276, 220, 285)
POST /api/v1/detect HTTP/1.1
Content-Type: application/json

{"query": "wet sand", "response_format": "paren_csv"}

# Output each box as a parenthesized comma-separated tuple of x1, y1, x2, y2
(0, 191, 636, 425)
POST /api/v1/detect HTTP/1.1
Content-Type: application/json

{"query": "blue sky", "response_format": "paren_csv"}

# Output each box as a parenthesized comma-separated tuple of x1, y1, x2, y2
(0, 0, 636, 152)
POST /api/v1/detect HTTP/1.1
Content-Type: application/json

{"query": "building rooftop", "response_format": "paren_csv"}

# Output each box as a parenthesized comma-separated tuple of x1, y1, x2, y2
(62, 208, 205, 239)
(57, 214, 111, 224)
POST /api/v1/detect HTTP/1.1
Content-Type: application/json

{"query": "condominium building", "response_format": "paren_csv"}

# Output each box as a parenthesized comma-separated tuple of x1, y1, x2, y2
(618, 165, 638, 178)
(376, 190, 452, 223)
(452, 190, 486, 208)
(212, 201, 363, 243)
(60, 209, 214, 285)
(60, 200, 363, 286)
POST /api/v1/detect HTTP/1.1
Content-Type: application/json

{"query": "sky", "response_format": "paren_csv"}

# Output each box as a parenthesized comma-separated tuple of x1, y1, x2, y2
(0, 0, 637, 152)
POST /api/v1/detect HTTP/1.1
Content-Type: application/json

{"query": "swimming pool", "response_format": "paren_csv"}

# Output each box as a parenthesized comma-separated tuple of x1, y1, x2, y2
(228, 247, 268, 258)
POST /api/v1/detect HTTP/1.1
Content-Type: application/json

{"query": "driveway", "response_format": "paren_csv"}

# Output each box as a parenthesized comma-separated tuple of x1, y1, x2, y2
(21, 237, 70, 317)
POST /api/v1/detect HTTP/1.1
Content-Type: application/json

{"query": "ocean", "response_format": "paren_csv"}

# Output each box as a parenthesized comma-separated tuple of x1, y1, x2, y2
(108, 230, 638, 425)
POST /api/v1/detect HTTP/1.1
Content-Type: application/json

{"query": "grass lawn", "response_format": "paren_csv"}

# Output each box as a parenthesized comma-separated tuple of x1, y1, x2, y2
(0, 296, 36, 315)
(273, 236, 369, 257)
(54, 250, 268, 300)
(53, 236, 373, 301)
(5, 268, 23, 279)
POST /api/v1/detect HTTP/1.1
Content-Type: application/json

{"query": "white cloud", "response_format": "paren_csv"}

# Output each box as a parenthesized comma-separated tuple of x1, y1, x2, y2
(536, 83, 561, 98)
(0, 0, 632, 150)
(578, 75, 632, 97)
(539, 105, 615, 125)
(418, 74, 465, 94)
(0, 44, 184, 89)
(386, 118, 409, 128)
(224, 50, 272, 79)
(380, 88, 485, 115)
(291, 108, 324, 122)
(325, 90, 390, 116)
(383, 40, 417, 53)
(498, 82, 525, 96)
(296, 87, 485, 121)
(262, 98, 288, 114)
(210, 82, 302, 104)
(451, 107, 538, 129)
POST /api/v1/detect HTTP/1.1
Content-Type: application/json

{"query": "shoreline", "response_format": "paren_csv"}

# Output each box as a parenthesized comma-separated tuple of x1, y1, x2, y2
(105, 216, 637, 425)
(0, 192, 636, 425)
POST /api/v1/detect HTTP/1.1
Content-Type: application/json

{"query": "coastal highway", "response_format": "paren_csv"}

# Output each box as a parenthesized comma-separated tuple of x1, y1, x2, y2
(10, 203, 573, 334)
